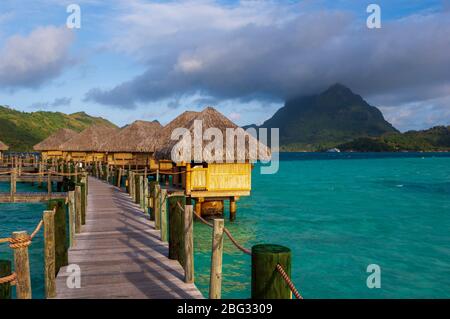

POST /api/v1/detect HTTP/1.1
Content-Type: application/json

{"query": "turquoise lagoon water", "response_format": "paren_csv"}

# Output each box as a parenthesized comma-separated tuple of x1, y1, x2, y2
(0, 182, 46, 299)
(1, 153, 449, 298)
(193, 153, 450, 298)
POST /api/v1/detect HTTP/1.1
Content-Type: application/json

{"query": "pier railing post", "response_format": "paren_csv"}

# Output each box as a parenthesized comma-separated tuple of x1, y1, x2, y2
(168, 196, 185, 265)
(149, 181, 158, 221)
(48, 199, 69, 276)
(209, 218, 224, 299)
(75, 186, 82, 233)
(154, 184, 161, 230)
(144, 177, 149, 215)
(0, 260, 12, 299)
(135, 173, 140, 205)
(12, 231, 32, 299)
(78, 177, 87, 224)
(130, 172, 135, 200)
(68, 191, 76, 247)
(139, 175, 145, 210)
(251, 244, 292, 299)
(184, 204, 194, 283)
(160, 188, 168, 242)
(43, 209, 56, 298)
(117, 168, 122, 188)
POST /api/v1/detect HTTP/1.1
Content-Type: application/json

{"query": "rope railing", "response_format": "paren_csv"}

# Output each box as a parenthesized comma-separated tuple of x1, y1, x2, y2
(176, 202, 251, 255)
(0, 170, 83, 177)
(0, 272, 17, 285)
(0, 217, 46, 290)
(276, 264, 303, 299)
(0, 218, 44, 248)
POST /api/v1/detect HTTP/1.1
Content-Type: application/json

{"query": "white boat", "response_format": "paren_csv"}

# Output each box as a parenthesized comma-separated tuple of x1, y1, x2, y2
(327, 148, 341, 153)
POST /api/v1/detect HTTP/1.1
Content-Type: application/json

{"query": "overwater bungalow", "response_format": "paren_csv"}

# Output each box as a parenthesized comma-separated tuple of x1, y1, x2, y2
(102, 120, 162, 167)
(33, 128, 78, 162)
(58, 125, 119, 163)
(0, 140, 8, 161)
(155, 107, 271, 219)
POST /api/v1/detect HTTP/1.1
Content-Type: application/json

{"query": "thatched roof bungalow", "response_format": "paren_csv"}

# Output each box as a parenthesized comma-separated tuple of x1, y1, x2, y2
(0, 140, 8, 160)
(33, 128, 78, 160)
(102, 120, 162, 166)
(59, 125, 119, 162)
(155, 107, 270, 163)
(154, 107, 271, 218)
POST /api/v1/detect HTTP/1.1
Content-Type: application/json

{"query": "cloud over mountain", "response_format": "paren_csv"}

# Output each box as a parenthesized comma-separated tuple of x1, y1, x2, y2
(84, 1, 450, 112)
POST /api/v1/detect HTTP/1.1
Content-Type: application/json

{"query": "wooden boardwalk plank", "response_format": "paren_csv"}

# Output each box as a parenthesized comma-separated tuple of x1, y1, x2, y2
(54, 177, 203, 299)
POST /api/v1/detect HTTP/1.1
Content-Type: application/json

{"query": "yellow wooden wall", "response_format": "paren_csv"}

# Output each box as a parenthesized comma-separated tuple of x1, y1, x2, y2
(190, 163, 251, 192)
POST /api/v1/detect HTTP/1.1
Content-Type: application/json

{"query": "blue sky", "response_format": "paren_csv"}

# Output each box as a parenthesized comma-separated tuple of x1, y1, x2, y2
(0, 0, 449, 131)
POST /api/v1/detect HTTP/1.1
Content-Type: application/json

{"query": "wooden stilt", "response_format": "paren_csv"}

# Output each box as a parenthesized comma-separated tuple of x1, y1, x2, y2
(230, 197, 237, 221)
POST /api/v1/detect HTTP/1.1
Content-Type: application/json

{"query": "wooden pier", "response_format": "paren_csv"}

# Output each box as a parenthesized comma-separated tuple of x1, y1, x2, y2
(0, 176, 63, 183)
(0, 192, 67, 203)
(53, 177, 203, 299)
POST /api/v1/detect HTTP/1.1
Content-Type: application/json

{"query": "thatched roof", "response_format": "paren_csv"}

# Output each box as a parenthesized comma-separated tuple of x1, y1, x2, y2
(0, 140, 8, 151)
(102, 120, 162, 153)
(59, 125, 119, 152)
(33, 128, 78, 151)
(155, 107, 271, 162)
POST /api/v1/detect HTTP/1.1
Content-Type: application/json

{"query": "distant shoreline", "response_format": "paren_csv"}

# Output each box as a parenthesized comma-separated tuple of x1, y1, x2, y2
(278, 150, 450, 153)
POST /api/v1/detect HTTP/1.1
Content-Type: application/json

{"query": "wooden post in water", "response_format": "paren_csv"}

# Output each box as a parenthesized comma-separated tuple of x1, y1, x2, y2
(47, 171, 52, 195)
(43, 209, 56, 298)
(38, 163, 43, 188)
(0, 260, 12, 299)
(160, 188, 168, 242)
(154, 184, 161, 230)
(48, 199, 68, 276)
(251, 244, 291, 299)
(230, 197, 237, 221)
(68, 191, 76, 247)
(184, 204, 194, 283)
(75, 186, 82, 233)
(10, 168, 16, 202)
(12, 231, 32, 299)
(209, 218, 225, 299)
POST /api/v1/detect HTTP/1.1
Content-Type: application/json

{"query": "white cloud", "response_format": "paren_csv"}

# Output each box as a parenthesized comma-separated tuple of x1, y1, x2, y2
(0, 26, 75, 89)
(86, 1, 450, 112)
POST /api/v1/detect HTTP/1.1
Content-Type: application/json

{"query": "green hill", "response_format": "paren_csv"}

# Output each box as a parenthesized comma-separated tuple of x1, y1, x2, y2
(338, 126, 450, 152)
(247, 84, 398, 151)
(0, 106, 117, 151)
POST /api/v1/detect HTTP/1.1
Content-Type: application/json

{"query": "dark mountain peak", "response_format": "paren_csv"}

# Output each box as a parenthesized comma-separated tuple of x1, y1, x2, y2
(255, 85, 398, 150)
(318, 83, 365, 106)
(323, 83, 353, 95)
